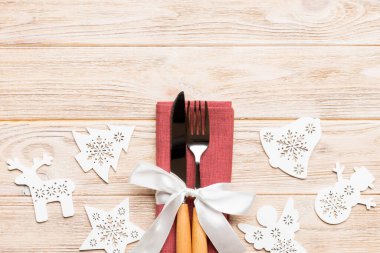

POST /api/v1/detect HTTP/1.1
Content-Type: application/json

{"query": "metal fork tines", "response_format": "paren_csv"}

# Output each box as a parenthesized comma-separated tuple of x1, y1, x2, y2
(186, 100, 210, 189)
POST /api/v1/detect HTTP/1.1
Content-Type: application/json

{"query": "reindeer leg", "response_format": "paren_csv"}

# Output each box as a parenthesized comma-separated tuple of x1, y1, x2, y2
(34, 200, 48, 222)
(60, 195, 74, 217)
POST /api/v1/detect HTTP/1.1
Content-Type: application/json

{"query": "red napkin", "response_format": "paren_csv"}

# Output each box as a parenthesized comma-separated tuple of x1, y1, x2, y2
(156, 101, 234, 253)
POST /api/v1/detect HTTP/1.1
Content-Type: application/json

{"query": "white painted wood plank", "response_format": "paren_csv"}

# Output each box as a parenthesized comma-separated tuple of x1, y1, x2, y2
(0, 0, 380, 46)
(0, 195, 378, 253)
(0, 47, 380, 119)
(1, 120, 379, 196)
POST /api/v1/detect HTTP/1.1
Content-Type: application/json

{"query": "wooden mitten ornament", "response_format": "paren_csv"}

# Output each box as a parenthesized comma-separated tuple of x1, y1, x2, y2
(7, 153, 75, 223)
(260, 117, 321, 179)
(315, 163, 376, 225)
(238, 198, 307, 253)
(80, 198, 144, 253)
(73, 125, 134, 183)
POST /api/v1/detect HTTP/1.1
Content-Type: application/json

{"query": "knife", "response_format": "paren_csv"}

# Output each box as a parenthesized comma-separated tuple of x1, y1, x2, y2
(171, 91, 191, 253)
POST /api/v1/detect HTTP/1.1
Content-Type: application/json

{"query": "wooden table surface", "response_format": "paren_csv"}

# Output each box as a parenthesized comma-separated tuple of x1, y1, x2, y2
(0, 1, 379, 252)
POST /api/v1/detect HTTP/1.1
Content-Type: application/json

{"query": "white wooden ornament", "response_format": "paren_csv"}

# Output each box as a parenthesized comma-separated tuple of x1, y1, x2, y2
(7, 153, 75, 223)
(238, 198, 307, 253)
(315, 163, 376, 225)
(73, 125, 135, 183)
(80, 198, 144, 253)
(260, 117, 322, 179)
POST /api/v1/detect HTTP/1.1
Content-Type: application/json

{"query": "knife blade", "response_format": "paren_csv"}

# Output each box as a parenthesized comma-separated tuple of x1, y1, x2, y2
(171, 91, 187, 182)
(171, 91, 191, 253)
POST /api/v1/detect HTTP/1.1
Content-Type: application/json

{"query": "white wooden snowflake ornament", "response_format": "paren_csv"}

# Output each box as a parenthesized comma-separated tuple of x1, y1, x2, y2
(260, 117, 322, 179)
(80, 198, 144, 253)
(315, 163, 376, 225)
(238, 198, 307, 253)
(7, 153, 75, 223)
(73, 125, 134, 183)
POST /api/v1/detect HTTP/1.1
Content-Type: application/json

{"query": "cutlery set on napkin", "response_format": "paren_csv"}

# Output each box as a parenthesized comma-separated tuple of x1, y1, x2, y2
(171, 92, 212, 253)
(129, 91, 254, 253)
(158, 91, 236, 253)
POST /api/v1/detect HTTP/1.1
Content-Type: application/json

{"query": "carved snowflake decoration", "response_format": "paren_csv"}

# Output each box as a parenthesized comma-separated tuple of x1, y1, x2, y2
(277, 130, 308, 161)
(46, 186, 56, 196)
(114, 132, 125, 143)
(57, 184, 68, 194)
(263, 132, 274, 143)
(118, 207, 126, 215)
(130, 230, 139, 239)
(35, 188, 45, 199)
(80, 198, 144, 253)
(86, 136, 114, 166)
(283, 215, 294, 225)
(319, 191, 347, 218)
(73, 125, 135, 183)
(305, 123, 316, 134)
(344, 185, 354, 196)
(253, 230, 264, 241)
(90, 239, 97, 247)
(97, 215, 128, 246)
(272, 238, 297, 253)
(293, 164, 304, 175)
(93, 212, 100, 221)
(270, 227, 281, 238)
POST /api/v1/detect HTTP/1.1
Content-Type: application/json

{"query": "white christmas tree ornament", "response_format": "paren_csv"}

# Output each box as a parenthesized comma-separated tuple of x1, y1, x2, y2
(73, 125, 134, 183)
(315, 163, 376, 225)
(80, 198, 144, 253)
(238, 198, 307, 253)
(7, 153, 75, 223)
(260, 117, 322, 179)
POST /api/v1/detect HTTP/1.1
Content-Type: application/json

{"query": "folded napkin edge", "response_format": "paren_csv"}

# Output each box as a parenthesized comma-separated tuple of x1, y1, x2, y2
(157, 101, 232, 107)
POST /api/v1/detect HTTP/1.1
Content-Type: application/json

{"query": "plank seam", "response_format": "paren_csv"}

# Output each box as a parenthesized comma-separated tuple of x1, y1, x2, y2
(2, 118, 380, 122)
(0, 44, 380, 48)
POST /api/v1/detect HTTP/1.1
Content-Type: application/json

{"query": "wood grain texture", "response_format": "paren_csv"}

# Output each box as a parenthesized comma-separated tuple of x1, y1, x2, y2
(0, 195, 378, 253)
(177, 204, 192, 253)
(1, 120, 379, 196)
(1, 0, 380, 46)
(1, 0, 380, 252)
(0, 47, 380, 120)
(192, 209, 208, 253)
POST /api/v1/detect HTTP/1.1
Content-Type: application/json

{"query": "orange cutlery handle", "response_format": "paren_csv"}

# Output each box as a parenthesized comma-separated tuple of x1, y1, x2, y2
(176, 203, 192, 253)
(192, 208, 208, 253)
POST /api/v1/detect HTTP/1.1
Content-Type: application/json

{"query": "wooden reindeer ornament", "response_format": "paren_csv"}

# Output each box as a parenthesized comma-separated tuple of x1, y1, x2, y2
(7, 153, 75, 223)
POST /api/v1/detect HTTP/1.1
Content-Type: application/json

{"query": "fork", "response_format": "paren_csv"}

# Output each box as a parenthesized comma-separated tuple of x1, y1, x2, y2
(187, 100, 209, 253)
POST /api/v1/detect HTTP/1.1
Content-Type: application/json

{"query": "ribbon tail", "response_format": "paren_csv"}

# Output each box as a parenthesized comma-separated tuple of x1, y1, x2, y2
(130, 192, 184, 253)
(195, 200, 246, 253)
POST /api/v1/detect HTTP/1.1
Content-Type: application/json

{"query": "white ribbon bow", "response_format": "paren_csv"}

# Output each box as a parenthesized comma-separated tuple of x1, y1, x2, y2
(129, 162, 255, 253)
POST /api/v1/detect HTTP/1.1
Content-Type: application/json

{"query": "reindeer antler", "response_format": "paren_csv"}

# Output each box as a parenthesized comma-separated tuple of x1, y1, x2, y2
(32, 153, 53, 171)
(7, 158, 27, 172)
